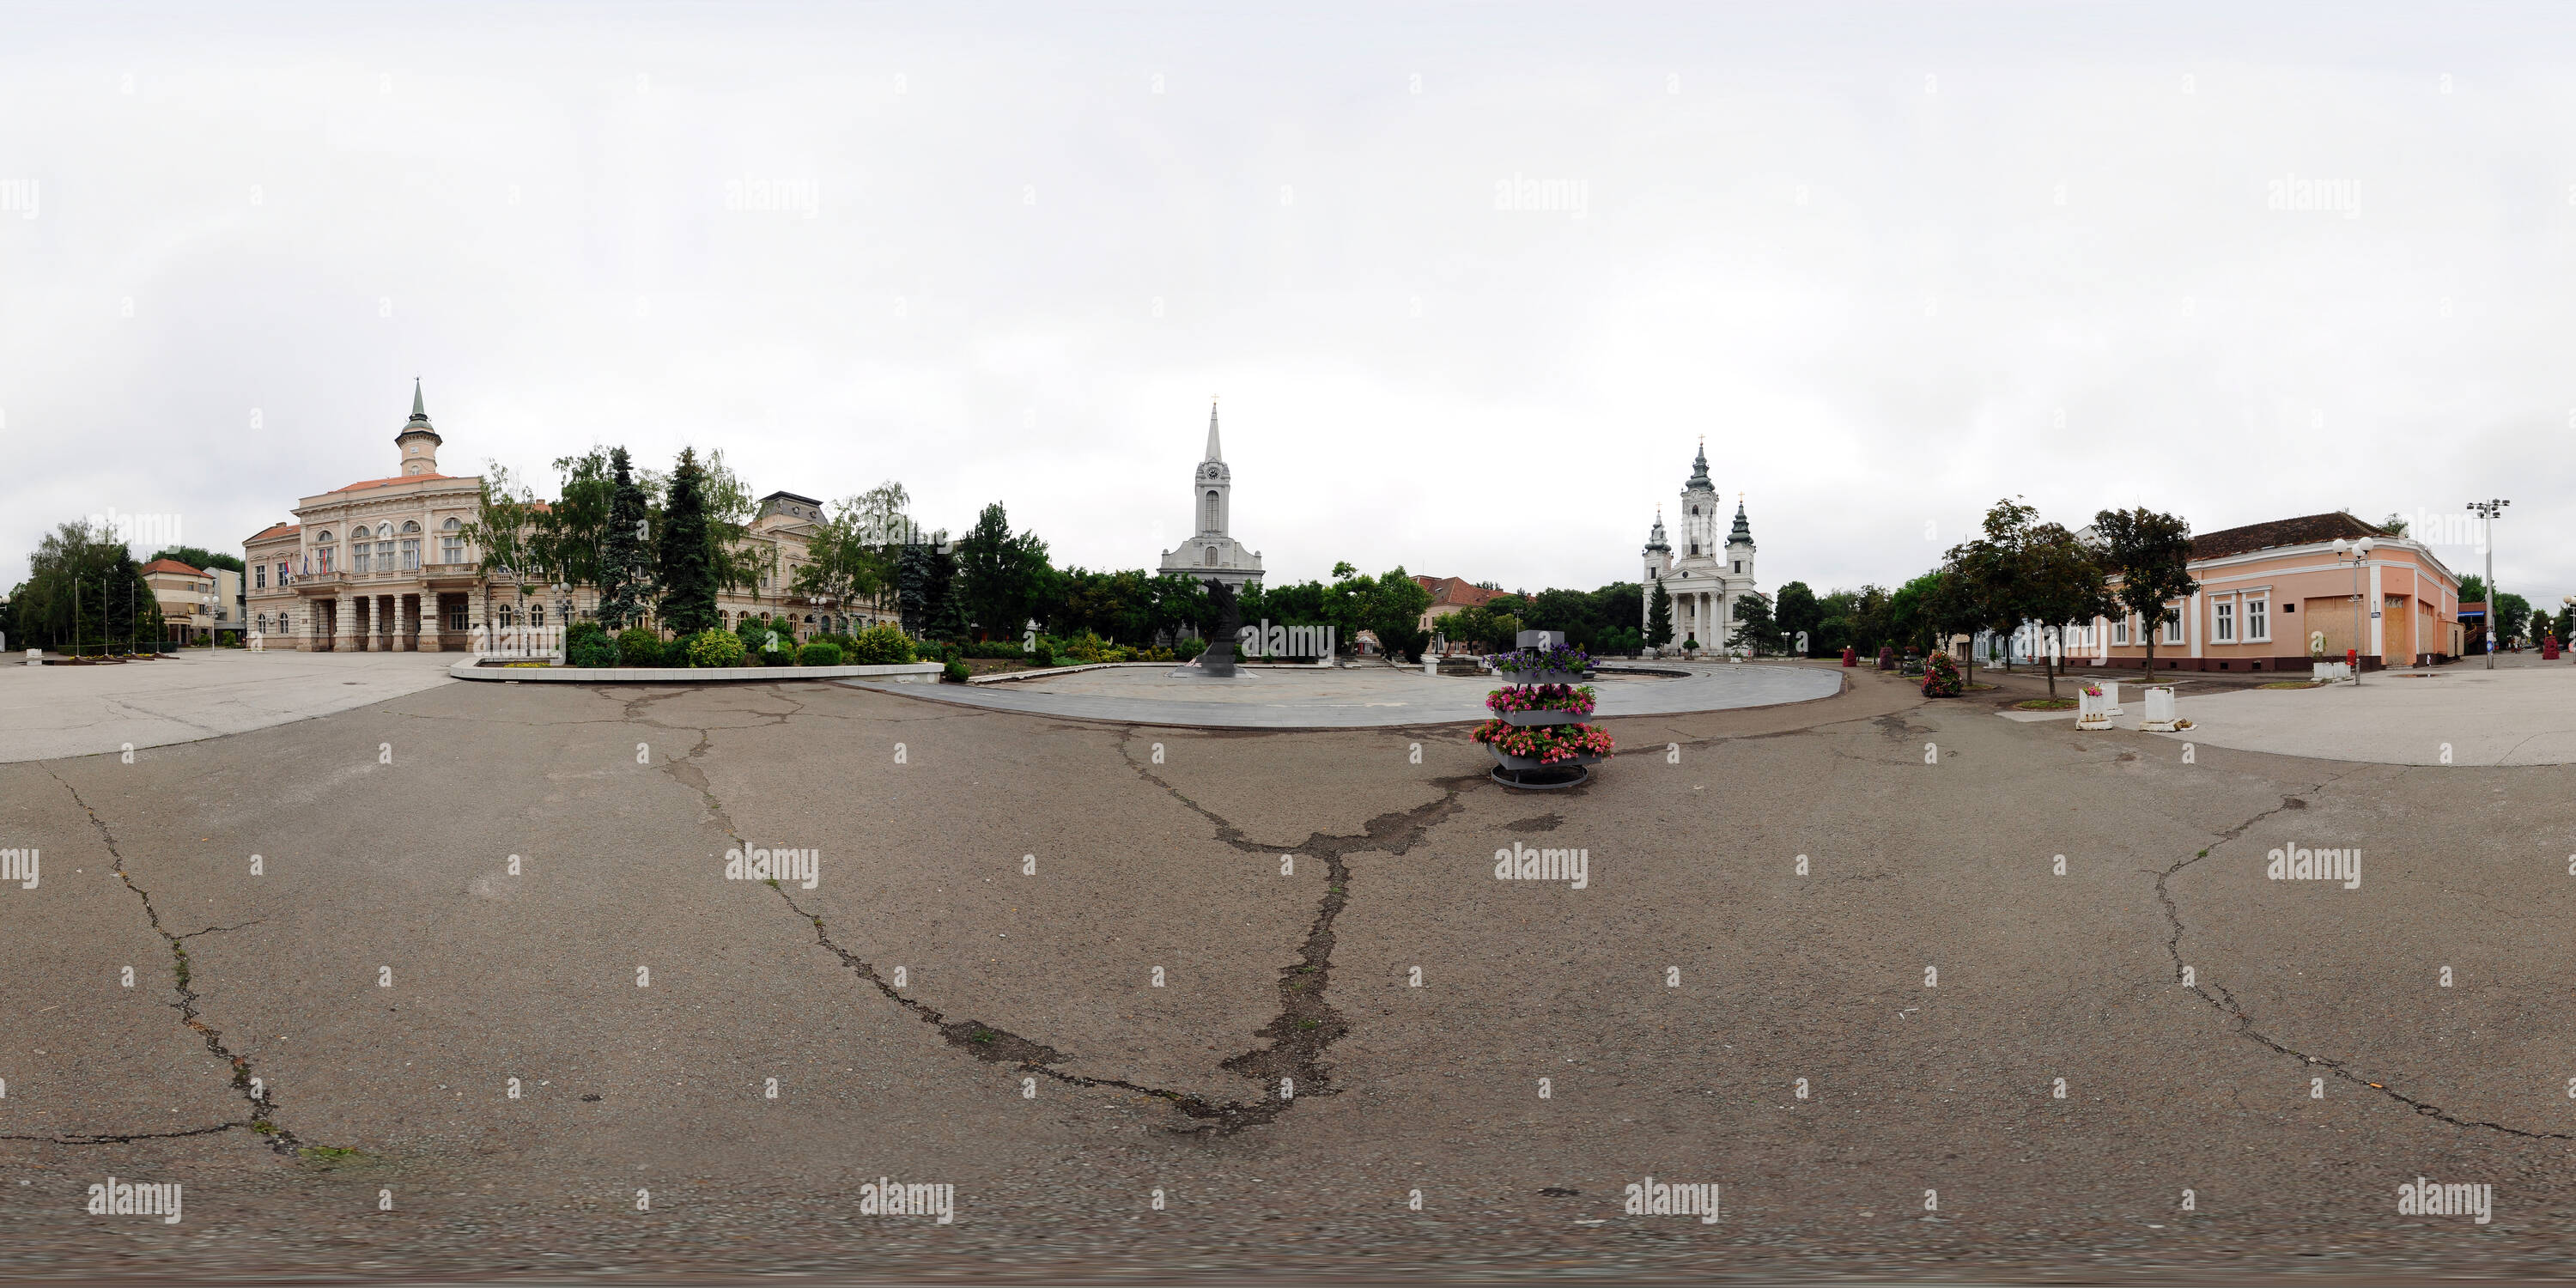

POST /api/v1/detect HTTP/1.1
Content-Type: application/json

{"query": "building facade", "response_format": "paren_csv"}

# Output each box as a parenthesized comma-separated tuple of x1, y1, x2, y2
(242, 384, 871, 652)
(139, 559, 226, 642)
(1639, 441, 1757, 649)
(1157, 402, 1262, 589)
(2076, 512, 2462, 672)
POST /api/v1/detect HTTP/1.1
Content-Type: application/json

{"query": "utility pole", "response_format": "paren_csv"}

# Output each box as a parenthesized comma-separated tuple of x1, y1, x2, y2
(2469, 499, 2509, 669)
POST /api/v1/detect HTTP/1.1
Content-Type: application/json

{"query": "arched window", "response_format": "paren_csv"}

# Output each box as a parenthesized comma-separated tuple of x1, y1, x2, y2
(531, 605, 545, 627)
(441, 518, 460, 531)
(719, 610, 730, 626)
(1203, 546, 1218, 567)
(1204, 491, 1218, 529)
(497, 605, 513, 627)
(316, 530, 333, 543)
(401, 520, 421, 533)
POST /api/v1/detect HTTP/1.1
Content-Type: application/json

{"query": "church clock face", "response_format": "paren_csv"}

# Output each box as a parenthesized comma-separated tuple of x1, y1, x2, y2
(1203, 466, 1219, 478)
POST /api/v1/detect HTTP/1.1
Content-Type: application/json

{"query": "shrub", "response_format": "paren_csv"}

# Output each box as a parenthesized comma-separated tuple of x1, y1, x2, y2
(944, 659, 970, 683)
(1920, 650, 1962, 697)
(616, 628, 665, 667)
(567, 635, 619, 668)
(797, 640, 844, 666)
(848, 623, 917, 665)
(1174, 637, 1206, 661)
(568, 620, 608, 646)
(685, 629, 747, 668)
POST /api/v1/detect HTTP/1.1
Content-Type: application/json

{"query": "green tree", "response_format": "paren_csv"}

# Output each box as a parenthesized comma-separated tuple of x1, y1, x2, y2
(1886, 570, 1947, 656)
(597, 447, 655, 631)
(2093, 506, 2200, 683)
(462, 461, 542, 635)
(14, 520, 164, 652)
(956, 502, 1051, 640)
(146, 545, 245, 574)
(2017, 522, 2114, 697)
(1362, 566, 1433, 661)
(1774, 581, 1820, 655)
(655, 448, 720, 635)
(1941, 497, 2046, 689)
(1646, 579, 1673, 647)
(1725, 590, 1779, 655)
(537, 447, 617, 594)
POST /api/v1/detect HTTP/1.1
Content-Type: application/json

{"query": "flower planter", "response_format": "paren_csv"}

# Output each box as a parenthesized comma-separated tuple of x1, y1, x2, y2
(1488, 745, 1605, 770)
(1502, 708, 1586, 726)
(1494, 668, 1586, 685)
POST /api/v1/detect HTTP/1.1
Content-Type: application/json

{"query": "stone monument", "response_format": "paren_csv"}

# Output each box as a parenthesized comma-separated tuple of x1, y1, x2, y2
(1198, 577, 1241, 677)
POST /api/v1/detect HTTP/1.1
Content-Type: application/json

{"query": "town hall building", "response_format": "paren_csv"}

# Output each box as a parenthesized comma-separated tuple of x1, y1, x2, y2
(1641, 440, 1758, 649)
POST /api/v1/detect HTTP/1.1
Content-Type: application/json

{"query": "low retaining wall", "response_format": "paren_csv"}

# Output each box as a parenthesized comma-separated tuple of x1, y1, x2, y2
(449, 659, 944, 683)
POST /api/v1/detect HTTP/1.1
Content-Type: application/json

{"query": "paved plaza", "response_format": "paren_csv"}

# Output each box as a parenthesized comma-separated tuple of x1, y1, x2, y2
(0, 650, 458, 764)
(4, 662, 2575, 1279)
(2001, 659, 2576, 765)
(854, 659, 1845, 727)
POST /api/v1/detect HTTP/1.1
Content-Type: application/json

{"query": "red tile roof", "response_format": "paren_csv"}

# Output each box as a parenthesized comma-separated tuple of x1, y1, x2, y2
(246, 523, 301, 543)
(139, 558, 206, 578)
(2191, 512, 2386, 561)
(1414, 575, 1509, 608)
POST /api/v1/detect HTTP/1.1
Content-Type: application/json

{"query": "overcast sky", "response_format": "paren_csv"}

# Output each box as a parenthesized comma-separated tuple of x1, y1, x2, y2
(4, 2, 2572, 605)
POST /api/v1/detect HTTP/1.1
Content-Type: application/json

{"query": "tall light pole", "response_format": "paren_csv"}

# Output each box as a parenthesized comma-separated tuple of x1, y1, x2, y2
(2331, 536, 2375, 683)
(2468, 499, 2508, 670)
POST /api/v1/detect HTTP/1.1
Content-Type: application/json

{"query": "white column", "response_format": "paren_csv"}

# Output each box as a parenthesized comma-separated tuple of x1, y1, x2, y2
(2368, 562, 2385, 659)
(333, 594, 355, 652)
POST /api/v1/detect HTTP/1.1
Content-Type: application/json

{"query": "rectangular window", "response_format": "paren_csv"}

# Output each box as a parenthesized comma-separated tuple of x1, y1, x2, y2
(2112, 616, 2130, 646)
(276, 562, 289, 586)
(255, 566, 267, 589)
(447, 604, 466, 632)
(2247, 597, 2269, 641)
(2214, 600, 2235, 643)
(2162, 609, 2184, 646)
(354, 544, 372, 574)
(317, 546, 334, 573)
(401, 539, 419, 570)
(441, 535, 464, 563)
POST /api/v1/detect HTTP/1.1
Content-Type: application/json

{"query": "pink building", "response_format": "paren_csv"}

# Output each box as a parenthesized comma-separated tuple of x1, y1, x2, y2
(2081, 513, 2463, 674)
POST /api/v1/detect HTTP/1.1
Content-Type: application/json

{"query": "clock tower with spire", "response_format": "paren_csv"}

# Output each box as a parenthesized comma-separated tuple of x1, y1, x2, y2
(1157, 400, 1264, 589)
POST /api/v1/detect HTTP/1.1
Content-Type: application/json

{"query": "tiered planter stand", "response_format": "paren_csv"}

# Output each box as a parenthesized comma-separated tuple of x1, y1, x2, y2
(1476, 652, 1613, 790)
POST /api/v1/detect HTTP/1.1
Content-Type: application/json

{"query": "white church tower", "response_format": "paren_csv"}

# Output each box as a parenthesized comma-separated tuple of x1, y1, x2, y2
(1157, 400, 1264, 588)
(1640, 439, 1759, 649)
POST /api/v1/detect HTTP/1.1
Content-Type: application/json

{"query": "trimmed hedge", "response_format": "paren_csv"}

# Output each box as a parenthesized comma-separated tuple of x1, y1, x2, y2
(567, 635, 618, 668)
(616, 628, 665, 667)
(849, 624, 917, 665)
(797, 641, 844, 666)
(943, 659, 970, 683)
(685, 629, 747, 668)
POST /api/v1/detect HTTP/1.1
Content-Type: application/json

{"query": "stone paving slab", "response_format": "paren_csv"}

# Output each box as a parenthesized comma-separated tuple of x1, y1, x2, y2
(846, 660, 1844, 728)
(0, 650, 458, 764)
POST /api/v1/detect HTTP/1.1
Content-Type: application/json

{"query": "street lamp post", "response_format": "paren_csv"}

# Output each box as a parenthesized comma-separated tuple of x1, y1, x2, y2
(2330, 536, 2376, 683)
(2468, 499, 2509, 670)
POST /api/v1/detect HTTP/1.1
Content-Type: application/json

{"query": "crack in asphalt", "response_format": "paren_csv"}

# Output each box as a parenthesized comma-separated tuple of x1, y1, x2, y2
(41, 767, 303, 1155)
(629, 690, 1479, 1134)
(2154, 772, 2574, 1141)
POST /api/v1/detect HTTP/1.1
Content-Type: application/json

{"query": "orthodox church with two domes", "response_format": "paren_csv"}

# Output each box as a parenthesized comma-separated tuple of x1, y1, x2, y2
(1641, 440, 1757, 648)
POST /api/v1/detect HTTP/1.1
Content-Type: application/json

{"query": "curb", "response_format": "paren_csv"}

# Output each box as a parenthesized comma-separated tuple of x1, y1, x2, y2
(449, 659, 944, 683)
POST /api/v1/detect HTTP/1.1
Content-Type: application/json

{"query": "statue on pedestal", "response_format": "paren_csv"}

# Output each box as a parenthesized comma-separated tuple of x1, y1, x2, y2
(1199, 578, 1240, 677)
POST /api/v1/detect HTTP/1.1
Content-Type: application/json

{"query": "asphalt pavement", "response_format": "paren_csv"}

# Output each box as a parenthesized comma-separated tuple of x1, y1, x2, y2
(4, 665, 2573, 1281)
